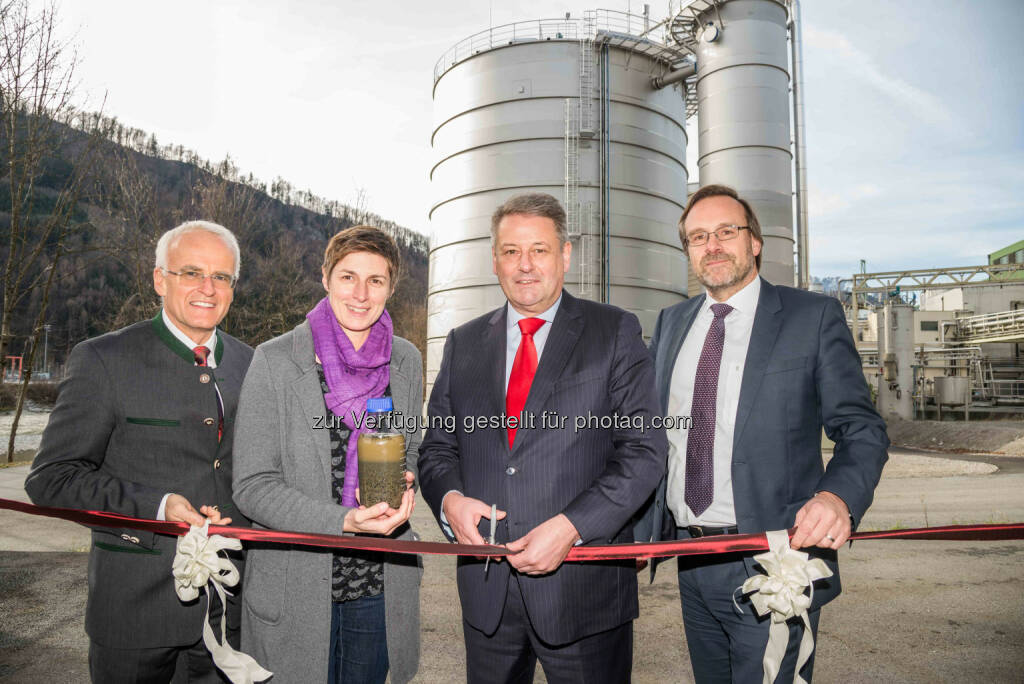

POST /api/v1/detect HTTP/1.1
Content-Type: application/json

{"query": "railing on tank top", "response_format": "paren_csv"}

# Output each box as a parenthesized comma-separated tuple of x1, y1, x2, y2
(433, 10, 669, 85)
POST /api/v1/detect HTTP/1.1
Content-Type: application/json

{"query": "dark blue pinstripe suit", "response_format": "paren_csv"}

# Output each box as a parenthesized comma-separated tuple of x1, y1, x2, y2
(419, 290, 667, 648)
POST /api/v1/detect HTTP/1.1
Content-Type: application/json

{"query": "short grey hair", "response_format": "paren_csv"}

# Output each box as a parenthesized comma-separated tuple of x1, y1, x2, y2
(154, 220, 241, 279)
(490, 193, 568, 247)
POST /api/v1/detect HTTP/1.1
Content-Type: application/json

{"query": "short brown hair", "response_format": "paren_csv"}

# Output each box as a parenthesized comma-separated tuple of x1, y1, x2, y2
(322, 225, 402, 291)
(491, 193, 568, 246)
(678, 184, 763, 270)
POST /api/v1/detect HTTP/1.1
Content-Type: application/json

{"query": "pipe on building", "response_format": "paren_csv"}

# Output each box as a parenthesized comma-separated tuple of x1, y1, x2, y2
(651, 62, 696, 90)
(789, 0, 810, 289)
(598, 40, 606, 301)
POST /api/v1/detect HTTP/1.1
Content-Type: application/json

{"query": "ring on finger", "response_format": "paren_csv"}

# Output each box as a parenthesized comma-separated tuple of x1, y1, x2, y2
(825, 534, 836, 543)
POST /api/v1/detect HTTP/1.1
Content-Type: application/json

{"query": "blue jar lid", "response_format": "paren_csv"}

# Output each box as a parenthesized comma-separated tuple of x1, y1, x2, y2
(366, 397, 394, 413)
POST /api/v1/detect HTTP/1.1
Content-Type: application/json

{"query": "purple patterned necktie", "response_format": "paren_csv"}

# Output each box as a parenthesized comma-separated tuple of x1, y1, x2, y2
(685, 302, 733, 516)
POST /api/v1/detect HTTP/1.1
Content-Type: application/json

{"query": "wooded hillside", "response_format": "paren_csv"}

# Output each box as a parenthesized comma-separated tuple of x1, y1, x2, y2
(1, 113, 429, 367)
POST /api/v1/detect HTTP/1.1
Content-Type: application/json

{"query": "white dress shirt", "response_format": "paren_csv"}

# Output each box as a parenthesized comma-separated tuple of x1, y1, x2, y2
(666, 276, 761, 527)
(156, 310, 220, 520)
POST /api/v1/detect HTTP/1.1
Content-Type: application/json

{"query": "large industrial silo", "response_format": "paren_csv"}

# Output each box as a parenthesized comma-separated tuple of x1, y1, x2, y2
(669, 0, 803, 287)
(429, 11, 692, 386)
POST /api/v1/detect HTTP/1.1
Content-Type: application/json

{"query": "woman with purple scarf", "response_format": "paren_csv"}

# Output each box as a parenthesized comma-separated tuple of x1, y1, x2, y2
(234, 226, 422, 684)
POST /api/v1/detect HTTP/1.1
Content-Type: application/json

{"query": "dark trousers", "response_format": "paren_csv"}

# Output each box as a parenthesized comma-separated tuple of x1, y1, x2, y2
(329, 592, 389, 684)
(88, 579, 239, 684)
(676, 529, 820, 684)
(89, 638, 226, 684)
(463, 572, 633, 684)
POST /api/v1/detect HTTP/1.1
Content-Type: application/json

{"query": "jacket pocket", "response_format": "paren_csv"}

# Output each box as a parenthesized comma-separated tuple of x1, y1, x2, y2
(763, 356, 807, 375)
(93, 528, 161, 554)
(553, 371, 603, 392)
(243, 549, 288, 625)
(126, 417, 181, 427)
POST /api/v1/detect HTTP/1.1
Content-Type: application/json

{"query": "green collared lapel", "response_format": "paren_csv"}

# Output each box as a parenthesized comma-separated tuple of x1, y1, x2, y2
(151, 313, 223, 365)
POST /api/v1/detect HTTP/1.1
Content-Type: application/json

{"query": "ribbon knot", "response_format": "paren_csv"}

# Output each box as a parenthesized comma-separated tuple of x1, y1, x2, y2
(738, 530, 833, 684)
(173, 524, 272, 684)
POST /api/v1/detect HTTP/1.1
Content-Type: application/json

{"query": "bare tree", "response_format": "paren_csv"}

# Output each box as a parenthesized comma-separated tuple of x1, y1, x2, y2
(87, 144, 170, 329)
(1, 0, 97, 461)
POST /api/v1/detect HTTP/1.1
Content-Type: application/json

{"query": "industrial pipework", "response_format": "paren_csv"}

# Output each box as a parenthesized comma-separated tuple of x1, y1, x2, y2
(789, 0, 810, 290)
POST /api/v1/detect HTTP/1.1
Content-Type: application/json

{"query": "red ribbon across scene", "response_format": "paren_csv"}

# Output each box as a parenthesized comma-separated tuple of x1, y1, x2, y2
(1, 497, 1022, 560)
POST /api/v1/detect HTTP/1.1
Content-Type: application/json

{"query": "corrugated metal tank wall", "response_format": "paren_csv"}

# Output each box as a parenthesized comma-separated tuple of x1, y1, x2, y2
(695, 0, 795, 286)
(429, 39, 689, 388)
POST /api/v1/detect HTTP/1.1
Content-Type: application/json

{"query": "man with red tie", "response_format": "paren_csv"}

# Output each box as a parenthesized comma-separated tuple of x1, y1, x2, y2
(419, 193, 667, 682)
(25, 221, 254, 682)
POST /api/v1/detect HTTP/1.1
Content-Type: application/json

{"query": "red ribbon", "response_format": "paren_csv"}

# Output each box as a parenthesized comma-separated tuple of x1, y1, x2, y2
(2, 497, 1022, 560)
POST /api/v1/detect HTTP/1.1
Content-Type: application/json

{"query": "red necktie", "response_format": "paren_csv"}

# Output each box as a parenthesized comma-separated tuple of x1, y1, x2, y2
(193, 346, 223, 442)
(192, 346, 210, 367)
(506, 317, 545, 447)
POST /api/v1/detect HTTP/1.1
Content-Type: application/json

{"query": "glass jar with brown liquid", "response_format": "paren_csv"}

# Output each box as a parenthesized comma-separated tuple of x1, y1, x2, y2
(357, 397, 406, 509)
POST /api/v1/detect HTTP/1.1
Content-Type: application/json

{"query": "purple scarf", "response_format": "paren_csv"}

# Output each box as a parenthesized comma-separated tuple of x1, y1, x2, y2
(307, 297, 392, 507)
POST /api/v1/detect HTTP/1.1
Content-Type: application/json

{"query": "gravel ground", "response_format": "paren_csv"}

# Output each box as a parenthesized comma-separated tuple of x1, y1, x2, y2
(886, 417, 1024, 455)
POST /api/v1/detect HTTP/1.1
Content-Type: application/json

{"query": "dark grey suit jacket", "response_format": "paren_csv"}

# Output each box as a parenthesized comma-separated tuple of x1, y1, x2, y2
(25, 315, 253, 648)
(634, 278, 889, 607)
(419, 290, 667, 645)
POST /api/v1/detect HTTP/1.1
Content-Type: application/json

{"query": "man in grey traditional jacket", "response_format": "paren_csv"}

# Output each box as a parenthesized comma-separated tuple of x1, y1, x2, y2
(25, 220, 254, 683)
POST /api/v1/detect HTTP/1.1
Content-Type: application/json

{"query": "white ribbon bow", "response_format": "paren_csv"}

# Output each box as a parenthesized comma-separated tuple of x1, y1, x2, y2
(738, 529, 833, 684)
(173, 523, 273, 684)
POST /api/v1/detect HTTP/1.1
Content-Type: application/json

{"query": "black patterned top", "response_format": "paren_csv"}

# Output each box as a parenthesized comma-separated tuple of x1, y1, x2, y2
(316, 364, 385, 602)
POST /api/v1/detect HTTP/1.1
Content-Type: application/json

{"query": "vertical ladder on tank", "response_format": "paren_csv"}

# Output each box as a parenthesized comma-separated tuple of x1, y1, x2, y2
(564, 97, 580, 241)
(579, 13, 599, 296)
(579, 201, 597, 296)
(579, 12, 596, 138)
(564, 97, 592, 296)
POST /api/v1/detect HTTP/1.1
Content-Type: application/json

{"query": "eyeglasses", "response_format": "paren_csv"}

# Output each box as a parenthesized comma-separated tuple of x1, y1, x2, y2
(684, 225, 751, 248)
(163, 269, 236, 289)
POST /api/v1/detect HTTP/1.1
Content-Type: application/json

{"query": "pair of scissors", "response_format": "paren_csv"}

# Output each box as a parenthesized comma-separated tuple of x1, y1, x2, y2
(484, 503, 497, 575)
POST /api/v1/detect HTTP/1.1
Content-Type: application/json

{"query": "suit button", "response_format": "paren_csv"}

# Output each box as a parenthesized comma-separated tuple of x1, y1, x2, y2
(199, 373, 211, 384)
(214, 459, 221, 469)
(204, 417, 215, 426)
(506, 466, 516, 475)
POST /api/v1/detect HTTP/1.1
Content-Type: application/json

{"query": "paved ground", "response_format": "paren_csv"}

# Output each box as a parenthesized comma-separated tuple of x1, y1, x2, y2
(2, 448, 1023, 683)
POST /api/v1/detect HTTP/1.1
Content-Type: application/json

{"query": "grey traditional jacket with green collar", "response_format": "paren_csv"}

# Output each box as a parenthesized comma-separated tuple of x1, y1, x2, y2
(232, 319, 422, 684)
(25, 314, 254, 648)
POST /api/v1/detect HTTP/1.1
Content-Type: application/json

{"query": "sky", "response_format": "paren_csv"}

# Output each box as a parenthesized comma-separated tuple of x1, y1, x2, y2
(44, 0, 1024, 279)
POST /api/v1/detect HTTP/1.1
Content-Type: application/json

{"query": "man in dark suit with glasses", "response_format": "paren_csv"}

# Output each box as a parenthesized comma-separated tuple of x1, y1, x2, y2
(26, 220, 254, 683)
(636, 184, 888, 683)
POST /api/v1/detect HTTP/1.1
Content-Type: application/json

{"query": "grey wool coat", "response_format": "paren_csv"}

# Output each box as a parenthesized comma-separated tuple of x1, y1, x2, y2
(233, 320, 422, 684)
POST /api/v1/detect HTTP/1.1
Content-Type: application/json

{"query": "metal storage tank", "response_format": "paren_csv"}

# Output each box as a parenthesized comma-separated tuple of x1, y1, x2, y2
(878, 302, 914, 420)
(429, 11, 692, 387)
(671, 0, 798, 286)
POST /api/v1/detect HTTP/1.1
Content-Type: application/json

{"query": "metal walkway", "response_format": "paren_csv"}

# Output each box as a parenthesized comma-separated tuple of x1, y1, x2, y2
(953, 309, 1024, 344)
(847, 262, 1024, 342)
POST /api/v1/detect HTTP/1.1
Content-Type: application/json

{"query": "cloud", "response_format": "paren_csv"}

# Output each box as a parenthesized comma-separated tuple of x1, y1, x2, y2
(809, 150, 1024, 277)
(808, 183, 882, 218)
(803, 24, 956, 131)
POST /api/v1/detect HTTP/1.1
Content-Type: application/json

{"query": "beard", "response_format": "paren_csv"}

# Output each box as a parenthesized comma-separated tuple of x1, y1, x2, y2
(695, 251, 755, 295)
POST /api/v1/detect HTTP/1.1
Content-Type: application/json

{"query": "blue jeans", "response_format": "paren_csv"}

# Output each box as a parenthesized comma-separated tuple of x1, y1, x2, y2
(329, 592, 389, 684)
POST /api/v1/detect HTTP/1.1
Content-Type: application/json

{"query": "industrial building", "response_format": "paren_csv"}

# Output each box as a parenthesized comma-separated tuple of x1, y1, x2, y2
(850, 254, 1024, 420)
